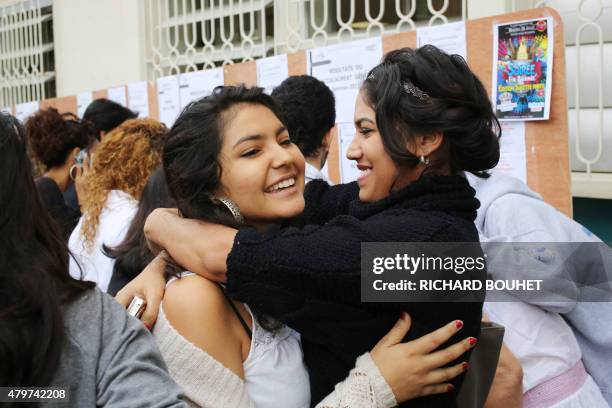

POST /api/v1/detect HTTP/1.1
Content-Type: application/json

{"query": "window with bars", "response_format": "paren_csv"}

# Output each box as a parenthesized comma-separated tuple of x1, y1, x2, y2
(0, 0, 55, 108)
(144, 0, 465, 78)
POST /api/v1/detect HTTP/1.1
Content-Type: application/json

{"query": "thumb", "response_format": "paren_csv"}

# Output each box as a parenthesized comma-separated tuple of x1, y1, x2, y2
(380, 312, 412, 346)
(140, 288, 163, 329)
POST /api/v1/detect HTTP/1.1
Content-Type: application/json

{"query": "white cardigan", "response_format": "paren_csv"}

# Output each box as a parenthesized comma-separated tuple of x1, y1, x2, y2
(153, 305, 397, 408)
(68, 190, 138, 292)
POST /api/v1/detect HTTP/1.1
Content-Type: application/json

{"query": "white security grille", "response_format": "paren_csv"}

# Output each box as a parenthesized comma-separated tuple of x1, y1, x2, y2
(0, 0, 54, 108)
(144, 0, 465, 77)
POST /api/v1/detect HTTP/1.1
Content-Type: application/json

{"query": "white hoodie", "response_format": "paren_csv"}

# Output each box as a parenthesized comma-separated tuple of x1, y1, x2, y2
(466, 172, 612, 405)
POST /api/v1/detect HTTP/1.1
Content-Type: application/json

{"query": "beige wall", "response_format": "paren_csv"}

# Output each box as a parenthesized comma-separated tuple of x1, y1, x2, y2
(53, 0, 147, 96)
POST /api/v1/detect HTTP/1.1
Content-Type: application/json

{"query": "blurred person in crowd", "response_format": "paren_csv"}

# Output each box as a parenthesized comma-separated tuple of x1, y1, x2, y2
(121, 45, 502, 407)
(26, 108, 96, 239)
(468, 172, 611, 406)
(64, 99, 138, 211)
(0, 112, 187, 407)
(103, 168, 174, 296)
(272, 75, 336, 184)
(134, 86, 477, 407)
(68, 118, 166, 293)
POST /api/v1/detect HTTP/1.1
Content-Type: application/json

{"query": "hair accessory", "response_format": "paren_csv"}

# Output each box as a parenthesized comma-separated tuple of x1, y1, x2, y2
(402, 81, 431, 101)
(215, 197, 245, 224)
(420, 155, 430, 165)
(366, 72, 430, 102)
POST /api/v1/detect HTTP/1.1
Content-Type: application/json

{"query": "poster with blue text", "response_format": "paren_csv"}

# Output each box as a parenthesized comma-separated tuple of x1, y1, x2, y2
(493, 17, 553, 121)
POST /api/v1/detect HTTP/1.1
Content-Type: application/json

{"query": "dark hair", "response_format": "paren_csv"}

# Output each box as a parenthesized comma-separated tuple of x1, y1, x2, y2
(25, 108, 94, 169)
(103, 168, 174, 295)
(362, 45, 500, 177)
(83, 98, 138, 136)
(163, 85, 283, 330)
(0, 113, 94, 388)
(271, 75, 336, 158)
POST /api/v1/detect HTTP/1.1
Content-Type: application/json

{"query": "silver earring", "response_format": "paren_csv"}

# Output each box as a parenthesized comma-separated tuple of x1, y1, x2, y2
(215, 197, 245, 224)
(420, 155, 430, 165)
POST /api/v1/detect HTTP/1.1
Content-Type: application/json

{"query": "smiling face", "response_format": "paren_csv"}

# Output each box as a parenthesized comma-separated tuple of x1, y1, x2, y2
(215, 103, 306, 228)
(348, 91, 402, 202)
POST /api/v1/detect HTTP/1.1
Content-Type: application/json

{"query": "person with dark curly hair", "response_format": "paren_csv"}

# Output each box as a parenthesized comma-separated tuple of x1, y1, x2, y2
(272, 75, 335, 184)
(26, 108, 96, 239)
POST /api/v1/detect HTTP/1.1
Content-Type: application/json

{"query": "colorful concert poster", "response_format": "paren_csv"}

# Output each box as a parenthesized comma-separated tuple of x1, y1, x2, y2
(492, 17, 553, 121)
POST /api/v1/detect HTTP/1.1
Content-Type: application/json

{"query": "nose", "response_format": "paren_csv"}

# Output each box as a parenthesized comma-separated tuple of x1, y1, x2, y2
(346, 134, 362, 161)
(271, 142, 293, 169)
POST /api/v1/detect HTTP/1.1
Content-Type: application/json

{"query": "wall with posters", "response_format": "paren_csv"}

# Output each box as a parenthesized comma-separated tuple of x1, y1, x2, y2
(5, 7, 571, 216)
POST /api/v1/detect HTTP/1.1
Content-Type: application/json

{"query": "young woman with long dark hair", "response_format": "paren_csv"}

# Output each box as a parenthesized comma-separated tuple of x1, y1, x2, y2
(0, 112, 186, 406)
(119, 45, 501, 407)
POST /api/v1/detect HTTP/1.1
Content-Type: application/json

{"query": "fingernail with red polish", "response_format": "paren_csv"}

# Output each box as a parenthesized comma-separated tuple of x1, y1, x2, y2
(401, 311, 409, 321)
(462, 362, 470, 371)
(447, 384, 455, 392)
(144, 323, 152, 331)
(468, 337, 478, 346)
(455, 320, 463, 330)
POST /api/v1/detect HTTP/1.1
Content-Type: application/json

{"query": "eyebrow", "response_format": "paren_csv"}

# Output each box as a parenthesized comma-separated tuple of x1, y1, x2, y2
(355, 118, 375, 126)
(232, 126, 287, 150)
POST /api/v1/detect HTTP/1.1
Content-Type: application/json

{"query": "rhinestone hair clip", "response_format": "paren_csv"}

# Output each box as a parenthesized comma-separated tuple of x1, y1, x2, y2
(367, 72, 431, 102)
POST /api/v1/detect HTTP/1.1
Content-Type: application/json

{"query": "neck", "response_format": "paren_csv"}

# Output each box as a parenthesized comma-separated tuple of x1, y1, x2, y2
(44, 166, 71, 192)
(305, 155, 324, 171)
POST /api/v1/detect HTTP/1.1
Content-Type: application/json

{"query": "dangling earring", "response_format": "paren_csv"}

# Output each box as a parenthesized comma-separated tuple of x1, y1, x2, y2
(420, 155, 430, 165)
(215, 197, 245, 224)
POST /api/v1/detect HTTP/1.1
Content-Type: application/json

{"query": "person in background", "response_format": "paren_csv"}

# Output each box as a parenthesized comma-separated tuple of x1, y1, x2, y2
(69, 118, 166, 292)
(26, 108, 96, 239)
(104, 168, 174, 296)
(64, 99, 138, 211)
(0, 112, 187, 407)
(272, 75, 335, 184)
(467, 172, 612, 406)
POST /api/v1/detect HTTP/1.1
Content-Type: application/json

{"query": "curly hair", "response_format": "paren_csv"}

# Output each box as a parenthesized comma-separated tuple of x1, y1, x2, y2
(271, 75, 336, 158)
(80, 118, 167, 246)
(25, 108, 94, 169)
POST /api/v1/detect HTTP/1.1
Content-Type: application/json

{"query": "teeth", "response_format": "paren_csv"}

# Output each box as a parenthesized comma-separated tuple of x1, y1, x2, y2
(269, 177, 295, 192)
(360, 169, 371, 177)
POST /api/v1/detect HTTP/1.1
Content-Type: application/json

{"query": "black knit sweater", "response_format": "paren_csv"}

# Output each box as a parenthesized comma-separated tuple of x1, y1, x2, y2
(226, 175, 485, 407)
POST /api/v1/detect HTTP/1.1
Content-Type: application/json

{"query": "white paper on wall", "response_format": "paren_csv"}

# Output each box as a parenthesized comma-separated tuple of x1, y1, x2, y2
(492, 121, 527, 183)
(15, 101, 39, 122)
(308, 37, 383, 124)
(77, 91, 93, 118)
(107, 87, 127, 107)
(179, 68, 224, 110)
(417, 21, 467, 59)
(127, 81, 150, 118)
(256, 54, 289, 94)
(156, 75, 181, 127)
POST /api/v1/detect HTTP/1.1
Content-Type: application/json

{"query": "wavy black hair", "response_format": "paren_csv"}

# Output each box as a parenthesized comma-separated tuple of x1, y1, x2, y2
(0, 113, 94, 388)
(362, 45, 500, 177)
(271, 75, 336, 158)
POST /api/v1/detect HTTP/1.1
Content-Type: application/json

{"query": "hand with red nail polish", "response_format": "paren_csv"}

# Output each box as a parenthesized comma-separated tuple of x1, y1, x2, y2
(370, 315, 473, 403)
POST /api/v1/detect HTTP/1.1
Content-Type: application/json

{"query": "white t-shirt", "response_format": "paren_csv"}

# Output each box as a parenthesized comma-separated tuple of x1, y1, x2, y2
(68, 190, 138, 292)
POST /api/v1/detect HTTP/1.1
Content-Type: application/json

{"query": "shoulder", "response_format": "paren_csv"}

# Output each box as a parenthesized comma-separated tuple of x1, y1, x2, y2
(162, 274, 246, 375)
